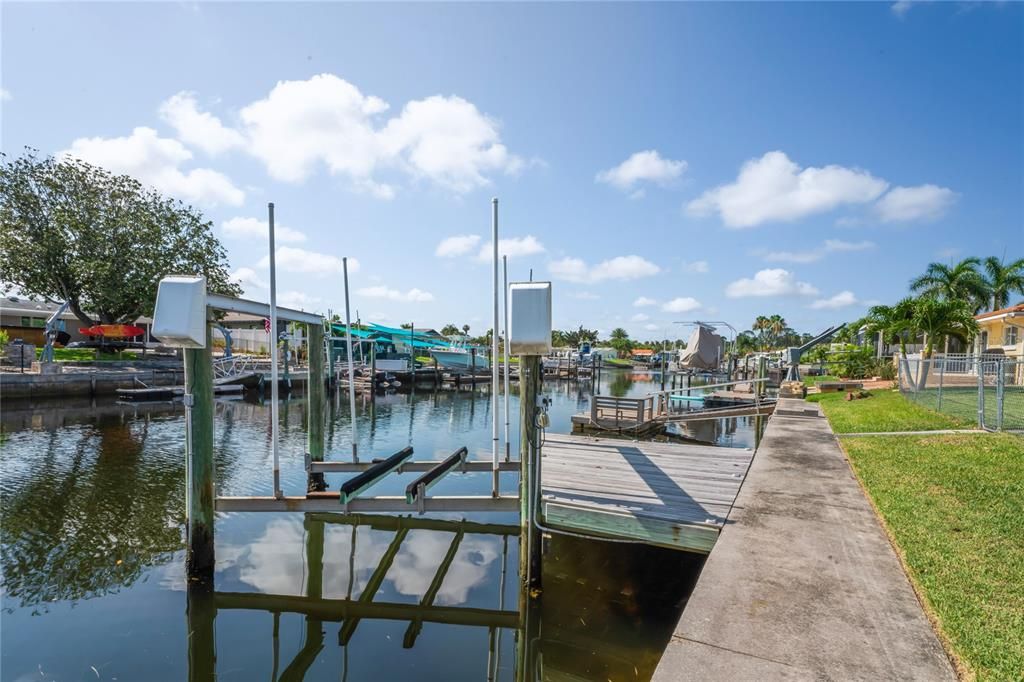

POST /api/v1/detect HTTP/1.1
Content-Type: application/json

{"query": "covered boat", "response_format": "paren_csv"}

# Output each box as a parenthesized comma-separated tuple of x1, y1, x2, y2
(678, 325, 723, 370)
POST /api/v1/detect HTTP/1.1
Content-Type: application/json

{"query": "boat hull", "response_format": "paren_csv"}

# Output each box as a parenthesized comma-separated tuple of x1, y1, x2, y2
(431, 350, 490, 371)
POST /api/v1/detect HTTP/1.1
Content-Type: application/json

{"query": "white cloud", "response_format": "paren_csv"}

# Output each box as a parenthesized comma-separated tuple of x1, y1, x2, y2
(475, 235, 545, 262)
(725, 268, 819, 298)
(0, 88, 11, 102)
(158, 91, 245, 155)
(875, 184, 957, 222)
(278, 291, 324, 310)
(222, 216, 306, 243)
(238, 74, 520, 195)
(644, 323, 660, 332)
(683, 260, 710, 274)
(436, 234, 482, 258)
(891, 1, 914, 17)
(257, 247, 355, 275)
(633, 296, 657, 307)
(764, 239, 875, 264)
(357, 285, 434, 302)
(596, 150, 687, 192)
(631, 313, 650, 322)
(549, 255, 660, 284)
(810, 290, 859, 310)
(61, 126, 244, 206)
(661, 297, 702, 313)
(380, 95, 522, 193)
(229, 267, 268, 292)
(687, 151, 888, 228)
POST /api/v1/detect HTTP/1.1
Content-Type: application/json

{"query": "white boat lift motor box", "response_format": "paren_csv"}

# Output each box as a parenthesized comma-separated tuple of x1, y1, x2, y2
(152, 275, 208, 348)
(509, 282, 552, 355)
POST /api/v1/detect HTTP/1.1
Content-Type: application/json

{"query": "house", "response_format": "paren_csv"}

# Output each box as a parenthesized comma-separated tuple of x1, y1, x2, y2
(974, 304, 1024, 358)
(630, 348, 656, 363)
(0, 296, 88, 345)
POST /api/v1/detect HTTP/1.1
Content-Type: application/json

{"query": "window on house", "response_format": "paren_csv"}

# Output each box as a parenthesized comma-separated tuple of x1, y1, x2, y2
(20, 316, 31, 327)
(1005, 326, 1019, 346)
(32, 317, 46, 328)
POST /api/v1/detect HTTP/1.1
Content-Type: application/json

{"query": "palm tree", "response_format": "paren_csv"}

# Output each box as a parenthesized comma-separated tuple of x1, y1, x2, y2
(867, 297, 916, 355)
(910, 257, 990, 312)
(768, 315, 786, 347)
(912, 297, 978, 358)
(752, 316, 770, 350)
(982, 256, 1024, 310)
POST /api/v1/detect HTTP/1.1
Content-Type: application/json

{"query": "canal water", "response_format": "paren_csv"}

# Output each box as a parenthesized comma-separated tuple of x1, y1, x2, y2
(1, 369, 760, 681)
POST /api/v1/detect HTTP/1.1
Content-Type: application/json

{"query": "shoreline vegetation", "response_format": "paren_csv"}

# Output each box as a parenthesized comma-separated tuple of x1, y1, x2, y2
(813, 388, 1023, 680)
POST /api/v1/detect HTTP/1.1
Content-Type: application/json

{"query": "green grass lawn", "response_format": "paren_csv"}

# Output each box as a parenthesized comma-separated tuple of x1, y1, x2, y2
(603, 358, 633, 368)
(801, 374, 838, 386)
(807, 389, 970, 433)
(906, 386, 1024, 432)
(842, 433, 1024, 680)
(34, 347, 134, 362)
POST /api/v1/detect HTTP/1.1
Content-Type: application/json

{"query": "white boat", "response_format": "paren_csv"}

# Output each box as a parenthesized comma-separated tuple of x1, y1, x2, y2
(430, 337, 490, 371)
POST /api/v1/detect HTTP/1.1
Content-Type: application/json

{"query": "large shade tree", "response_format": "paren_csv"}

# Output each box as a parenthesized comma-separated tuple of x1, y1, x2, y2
(982, 256, 1024, 310)
(0, 150, 241, 326)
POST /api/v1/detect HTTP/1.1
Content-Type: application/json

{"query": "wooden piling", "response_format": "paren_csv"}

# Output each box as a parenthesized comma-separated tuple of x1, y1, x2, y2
(185, 325, 215, 580)
(186, 583, 217, 682)
(308, 323, 326, 492)
(518, 355, 542, 590)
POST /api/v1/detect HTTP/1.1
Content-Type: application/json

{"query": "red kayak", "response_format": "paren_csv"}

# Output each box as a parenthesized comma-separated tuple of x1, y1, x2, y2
(79, 324, 145, 338)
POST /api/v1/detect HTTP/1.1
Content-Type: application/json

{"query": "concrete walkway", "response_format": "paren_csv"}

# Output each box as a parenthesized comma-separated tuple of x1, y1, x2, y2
(652, 399, 955, 681)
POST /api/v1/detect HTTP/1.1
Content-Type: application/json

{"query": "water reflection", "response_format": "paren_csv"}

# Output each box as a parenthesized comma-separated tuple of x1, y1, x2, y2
(2, 370, 745, 680)
(185, 515, 702, 681)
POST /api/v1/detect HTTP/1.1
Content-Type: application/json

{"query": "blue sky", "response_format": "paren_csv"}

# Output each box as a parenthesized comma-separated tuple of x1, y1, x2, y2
(2, 1, 1021, 339)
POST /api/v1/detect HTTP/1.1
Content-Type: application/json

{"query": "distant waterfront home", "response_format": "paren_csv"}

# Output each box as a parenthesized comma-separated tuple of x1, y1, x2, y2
(630, 348, 656, 363)
(0, 296, 88, 345)
(974, 304, 1024, 359)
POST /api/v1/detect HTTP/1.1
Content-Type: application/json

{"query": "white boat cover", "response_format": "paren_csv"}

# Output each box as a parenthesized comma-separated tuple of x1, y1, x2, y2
(678, 326, 722, 370)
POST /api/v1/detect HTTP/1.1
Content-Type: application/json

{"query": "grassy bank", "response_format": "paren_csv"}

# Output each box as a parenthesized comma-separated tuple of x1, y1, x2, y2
(842, 433, 1024, 680)
(807, 389, 969, 433)
(34, 348, 134, 362)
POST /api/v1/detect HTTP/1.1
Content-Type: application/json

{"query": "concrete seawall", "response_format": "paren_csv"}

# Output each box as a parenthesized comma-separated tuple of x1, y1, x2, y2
(1, 368, 186, 400)
(652, 398, 955, 680)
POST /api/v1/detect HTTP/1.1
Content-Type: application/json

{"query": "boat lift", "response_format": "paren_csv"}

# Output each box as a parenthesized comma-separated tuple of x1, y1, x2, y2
(153, 266, 552, 583)
(783, 324, 846, 381)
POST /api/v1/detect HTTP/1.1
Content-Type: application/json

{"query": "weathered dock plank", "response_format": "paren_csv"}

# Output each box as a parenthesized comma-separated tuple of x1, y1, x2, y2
(540, 433, 753, 553)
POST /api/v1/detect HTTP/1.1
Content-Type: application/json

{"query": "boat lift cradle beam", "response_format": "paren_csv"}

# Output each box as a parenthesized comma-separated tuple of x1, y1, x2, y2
(405, 447, 469, 506)
(338, 446, 415, 504)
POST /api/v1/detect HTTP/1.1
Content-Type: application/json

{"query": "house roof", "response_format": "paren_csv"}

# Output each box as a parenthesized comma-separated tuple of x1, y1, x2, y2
(0, 296, 80, 318)
(975, 304, 1024, 321)
(631, 348, 655, 356)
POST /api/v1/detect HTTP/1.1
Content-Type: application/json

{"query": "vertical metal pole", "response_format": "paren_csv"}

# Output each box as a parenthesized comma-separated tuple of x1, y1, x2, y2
(343, 257, 358, 461)
(937, 353, 944, 412)
(308, 323, 326, 492)
(519, 355, 542, 589)
(327, 310, 335, 388)
(996, 357, 1005, 431)
(503, 255, 511, 463)
(268, 203, 282, 498)
(185, 324, 215, 579)
(491, 198, 500, 497)
(977, 358, 985, 429)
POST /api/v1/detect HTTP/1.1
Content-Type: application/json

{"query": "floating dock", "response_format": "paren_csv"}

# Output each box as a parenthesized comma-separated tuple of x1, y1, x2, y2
(540, 433, 754, 553)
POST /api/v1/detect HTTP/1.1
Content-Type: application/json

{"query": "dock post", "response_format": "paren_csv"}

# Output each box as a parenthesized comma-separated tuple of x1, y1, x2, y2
(307, 322, 326, 492)
(519, 355, 543, 590)
(471, 348, 477, 388)
(370, 344, 376, 401)
(186, 582, 217, 682)
(755, 356, 768, 448)
(184, 324, 215, 581)
(434, 357, 440, 388)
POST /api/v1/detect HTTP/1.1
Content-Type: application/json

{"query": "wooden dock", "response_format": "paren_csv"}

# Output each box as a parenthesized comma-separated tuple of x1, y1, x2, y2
(540, 433, 754, 553)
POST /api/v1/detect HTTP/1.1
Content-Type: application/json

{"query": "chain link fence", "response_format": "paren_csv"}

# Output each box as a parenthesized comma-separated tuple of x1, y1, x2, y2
(898, 354, 1024, 432)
